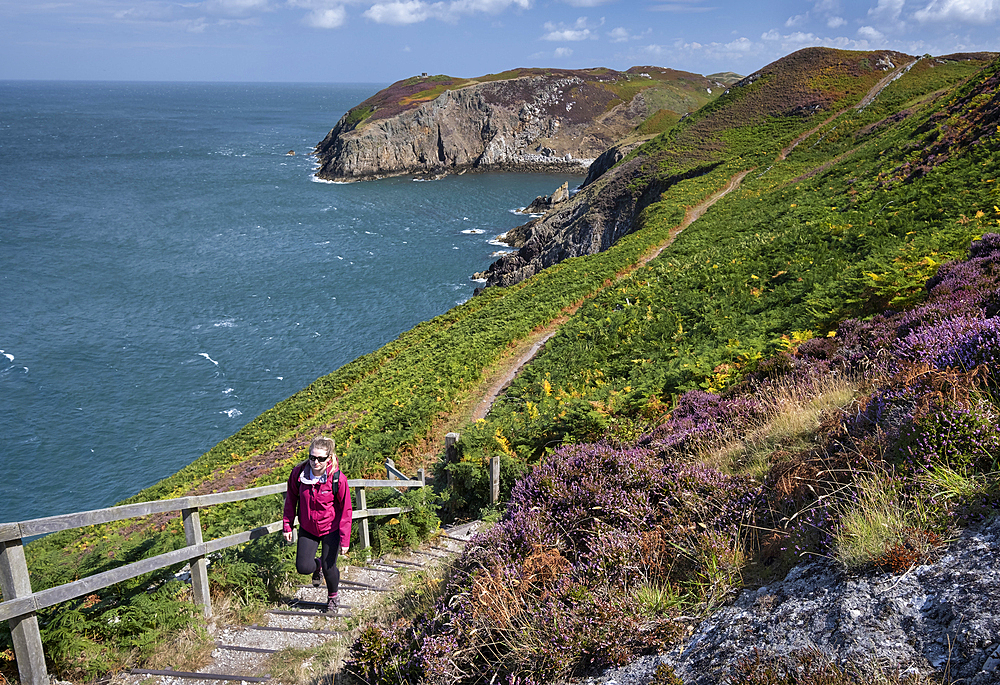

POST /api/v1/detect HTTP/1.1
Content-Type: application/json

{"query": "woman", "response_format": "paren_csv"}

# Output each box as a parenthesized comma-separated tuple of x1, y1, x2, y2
(282, 436, 352, 613)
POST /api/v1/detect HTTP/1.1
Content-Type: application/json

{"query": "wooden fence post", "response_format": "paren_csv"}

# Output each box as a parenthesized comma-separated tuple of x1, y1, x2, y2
(181, 507, 211, 618)
(355, 487, 370, 550)
(445, 433, 459, 515)
(0, 535, 49, 685)
(445, 433, 459, 464)
(490, 456, 500, 505)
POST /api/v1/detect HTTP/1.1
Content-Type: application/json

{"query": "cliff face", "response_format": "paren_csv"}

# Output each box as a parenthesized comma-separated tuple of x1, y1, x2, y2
(313, 68, 726, 182)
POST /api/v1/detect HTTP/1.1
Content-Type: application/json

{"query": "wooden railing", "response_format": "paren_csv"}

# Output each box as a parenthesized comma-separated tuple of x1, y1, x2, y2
(0, 459, 425, 685)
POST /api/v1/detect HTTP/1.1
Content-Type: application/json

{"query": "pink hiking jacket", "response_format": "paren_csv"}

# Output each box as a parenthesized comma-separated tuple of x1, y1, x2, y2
(283, 461, 352, 546)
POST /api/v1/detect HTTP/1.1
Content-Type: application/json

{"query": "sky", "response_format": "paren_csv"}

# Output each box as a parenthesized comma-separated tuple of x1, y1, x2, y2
(1, 0, 998, 83)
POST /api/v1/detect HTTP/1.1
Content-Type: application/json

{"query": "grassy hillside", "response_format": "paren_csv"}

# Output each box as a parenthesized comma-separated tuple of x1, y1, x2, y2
(337, 66, 726, 135)
(5, 48, 999, 681)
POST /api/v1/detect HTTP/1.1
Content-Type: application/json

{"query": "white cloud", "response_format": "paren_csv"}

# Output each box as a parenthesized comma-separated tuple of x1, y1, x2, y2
(857, 24, 884, 39)
(542, 16, 602, 41)
(360, 0, 531, 24)
(305, 6, 346, 26)
(363, 0, 428, 23)
(554, 47, 573, 56)
(609, 26, 629, 42)
(559, 0, 614, 6)
(827, 15, 846, 27)
(814, 0, 839, 10)
(723, 36, 754, 51)
(785, 13, 808, 27)
(868, 0, 905, 23)
(913, 0, 1000, 23)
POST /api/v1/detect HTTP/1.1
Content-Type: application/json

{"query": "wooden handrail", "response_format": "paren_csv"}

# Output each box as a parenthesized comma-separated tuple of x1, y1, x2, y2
(2, 477, 424, 542)
(0, 460, 427, 685)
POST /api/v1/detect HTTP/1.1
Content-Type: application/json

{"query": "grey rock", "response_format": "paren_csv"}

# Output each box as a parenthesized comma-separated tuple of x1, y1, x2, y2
(312, 74, 653, 182)
(578, 517, 1000, 685)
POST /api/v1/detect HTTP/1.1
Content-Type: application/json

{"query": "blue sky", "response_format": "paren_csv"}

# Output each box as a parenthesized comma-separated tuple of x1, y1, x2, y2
(1, 0, 998, 82)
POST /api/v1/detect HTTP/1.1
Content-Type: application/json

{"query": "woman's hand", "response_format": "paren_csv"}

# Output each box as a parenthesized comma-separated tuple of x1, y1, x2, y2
(341, 546, 349, 555)
(283, 530, 293, 543)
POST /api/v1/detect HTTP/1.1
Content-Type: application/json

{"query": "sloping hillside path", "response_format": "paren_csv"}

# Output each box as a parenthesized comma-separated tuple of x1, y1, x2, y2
(107, 59, 917, 685)
(111, 521, 483, 685)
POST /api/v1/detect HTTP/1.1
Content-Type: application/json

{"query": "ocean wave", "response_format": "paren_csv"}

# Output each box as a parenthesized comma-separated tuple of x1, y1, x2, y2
(491, 250, 514, 256)
(213, 320, 236, 328)
(220, 408, 243, 418)
(1, 349, 13, 363)
(199, 353, 219, 366)
(471, 277, 487, 284)
(461, 229, 486, 235)
(487, 239, 511, 247)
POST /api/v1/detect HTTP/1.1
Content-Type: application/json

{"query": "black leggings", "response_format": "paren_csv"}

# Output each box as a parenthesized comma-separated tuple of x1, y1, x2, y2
(295, 528, 340, 594)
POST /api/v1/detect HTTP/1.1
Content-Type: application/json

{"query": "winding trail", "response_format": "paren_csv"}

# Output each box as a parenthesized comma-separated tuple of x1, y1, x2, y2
(467, 166, 752, 423)
(462, 57, 917, 424)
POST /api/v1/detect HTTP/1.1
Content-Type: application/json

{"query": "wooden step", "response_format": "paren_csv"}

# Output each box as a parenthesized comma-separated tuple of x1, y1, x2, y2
(268, 609, 353, 618)
(130, 669, 270, 682)
(215, 643, 280, 655)
(248, 624, 345, 636)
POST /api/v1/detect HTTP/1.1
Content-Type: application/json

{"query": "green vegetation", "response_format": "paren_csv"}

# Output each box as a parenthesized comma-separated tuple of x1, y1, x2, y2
(5, 48, 999, 682)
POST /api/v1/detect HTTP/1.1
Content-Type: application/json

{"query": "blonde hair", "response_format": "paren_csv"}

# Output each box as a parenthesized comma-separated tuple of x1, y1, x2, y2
(309, 436, 336, 458)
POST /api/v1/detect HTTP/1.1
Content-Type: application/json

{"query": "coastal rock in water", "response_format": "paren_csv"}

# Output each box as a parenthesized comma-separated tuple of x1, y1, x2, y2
(519, 181, 571, 214)
(314, 67, 723, 182)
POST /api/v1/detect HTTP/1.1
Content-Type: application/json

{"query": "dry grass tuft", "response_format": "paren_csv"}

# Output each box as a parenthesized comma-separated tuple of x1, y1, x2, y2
(142, 624, 215, 673)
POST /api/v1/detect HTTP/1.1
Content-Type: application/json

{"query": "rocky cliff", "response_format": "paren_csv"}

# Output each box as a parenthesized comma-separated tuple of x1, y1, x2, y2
(313, 67, 730, 182)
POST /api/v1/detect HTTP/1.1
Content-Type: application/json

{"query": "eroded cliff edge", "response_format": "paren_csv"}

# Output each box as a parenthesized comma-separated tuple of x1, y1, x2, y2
(313, 67, 730, 182)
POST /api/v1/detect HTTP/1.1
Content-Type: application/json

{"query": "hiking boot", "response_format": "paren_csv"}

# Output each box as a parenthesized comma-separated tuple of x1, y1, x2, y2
(324, 594, 339, 614)
(311, 559, 322, 588)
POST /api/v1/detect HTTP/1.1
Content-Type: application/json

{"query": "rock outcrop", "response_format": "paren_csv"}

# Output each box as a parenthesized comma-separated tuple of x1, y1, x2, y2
(482, 156, 718, 287)
(519, 181, 571, 215)
(314, 67, 724, 182)
(581, 517, 1000, 685)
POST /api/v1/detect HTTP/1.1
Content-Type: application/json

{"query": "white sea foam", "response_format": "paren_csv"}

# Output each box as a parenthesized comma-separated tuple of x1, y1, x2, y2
(311, 174, 349, 185)
(223, 388, 235, 395)
(488, 239, 510, 247)
(491, 250, 514, 256)
(1, 350, 13, 363)
(213, 320, 236, 328)
(221, 408, 243, 418)
(315, 240, 331, 245)
(199, 353, 219, 366)
(471, 277, 487, 283)
(461, 229, 486, 235)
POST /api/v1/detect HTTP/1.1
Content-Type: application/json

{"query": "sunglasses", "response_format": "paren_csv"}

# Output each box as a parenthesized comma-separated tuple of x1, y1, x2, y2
(308, 453, 330, 462)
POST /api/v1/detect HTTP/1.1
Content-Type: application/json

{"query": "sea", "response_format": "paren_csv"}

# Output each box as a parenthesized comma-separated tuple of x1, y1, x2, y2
(0, 81, 585, 525)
